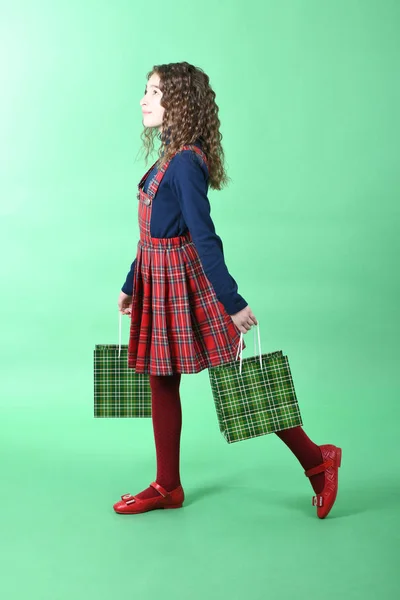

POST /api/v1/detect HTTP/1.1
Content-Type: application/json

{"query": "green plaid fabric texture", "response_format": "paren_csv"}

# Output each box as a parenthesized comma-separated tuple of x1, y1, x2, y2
(208, 327, 302, 443)
(94, 343, 151, 418)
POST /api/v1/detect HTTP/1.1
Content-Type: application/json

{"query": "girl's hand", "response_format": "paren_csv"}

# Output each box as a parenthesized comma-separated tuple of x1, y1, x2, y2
(230, 305, 258, 334)
(118, 291, 133, 315)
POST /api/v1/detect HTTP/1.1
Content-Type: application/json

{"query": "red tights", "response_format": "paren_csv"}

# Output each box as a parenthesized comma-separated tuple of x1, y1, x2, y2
(134, 373, 324, 501)
(134, 373, 182, 500)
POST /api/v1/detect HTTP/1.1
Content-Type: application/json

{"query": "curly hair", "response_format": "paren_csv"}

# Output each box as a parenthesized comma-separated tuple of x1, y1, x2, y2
(138, 61, 231, 191)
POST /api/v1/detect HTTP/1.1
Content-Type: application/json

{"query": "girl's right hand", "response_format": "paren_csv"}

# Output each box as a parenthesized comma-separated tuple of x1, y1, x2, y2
(230, 305, 258, 334)
(118, 291, 133, 315)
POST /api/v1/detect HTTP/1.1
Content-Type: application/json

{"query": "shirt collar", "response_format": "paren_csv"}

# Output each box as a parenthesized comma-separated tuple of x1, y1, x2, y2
(158, 129, 203, 147)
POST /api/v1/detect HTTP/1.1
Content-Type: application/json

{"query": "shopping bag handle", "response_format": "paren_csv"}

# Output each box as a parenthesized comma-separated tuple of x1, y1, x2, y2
(118, 312, 122, 358)
(235, 324, 263, 375)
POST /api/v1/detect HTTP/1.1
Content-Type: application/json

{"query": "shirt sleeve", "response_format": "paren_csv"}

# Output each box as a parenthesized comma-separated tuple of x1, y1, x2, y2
(121, 258, 136, 295)
(168, 150, 248, 316)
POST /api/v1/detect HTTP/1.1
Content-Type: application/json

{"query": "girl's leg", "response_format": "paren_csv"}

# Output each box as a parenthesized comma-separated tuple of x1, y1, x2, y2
(134, 372, 183, 500)
(275, 426, 325, 494)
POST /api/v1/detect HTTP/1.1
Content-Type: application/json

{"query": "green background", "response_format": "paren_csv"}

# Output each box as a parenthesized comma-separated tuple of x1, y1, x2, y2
(1, 0, 399, 598)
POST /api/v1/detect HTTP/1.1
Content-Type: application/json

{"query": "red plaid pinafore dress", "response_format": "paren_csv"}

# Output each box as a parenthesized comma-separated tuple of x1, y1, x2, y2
(127, 144, 245, 376)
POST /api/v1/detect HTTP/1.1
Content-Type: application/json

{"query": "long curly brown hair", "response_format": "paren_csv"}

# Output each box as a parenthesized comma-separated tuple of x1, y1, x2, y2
(138, 62, 231, 190)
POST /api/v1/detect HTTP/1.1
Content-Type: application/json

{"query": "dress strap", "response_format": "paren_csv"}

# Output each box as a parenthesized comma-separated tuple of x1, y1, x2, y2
(138, 144, 208, 202)
(178, 144, 208, 168)
(138, 157, 160, 190)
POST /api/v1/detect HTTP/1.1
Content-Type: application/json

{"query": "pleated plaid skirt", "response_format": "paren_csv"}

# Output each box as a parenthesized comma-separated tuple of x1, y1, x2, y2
(127, 145, 245, 376)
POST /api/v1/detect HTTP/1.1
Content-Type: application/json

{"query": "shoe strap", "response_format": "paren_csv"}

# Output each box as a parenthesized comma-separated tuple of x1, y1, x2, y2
(304, 459, 333, 478)
(150, 481, 169, 498)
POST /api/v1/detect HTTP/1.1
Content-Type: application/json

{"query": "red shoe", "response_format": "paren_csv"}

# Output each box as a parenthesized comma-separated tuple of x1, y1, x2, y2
(304, 444, 342, 519)
(113, 481, 185, 514)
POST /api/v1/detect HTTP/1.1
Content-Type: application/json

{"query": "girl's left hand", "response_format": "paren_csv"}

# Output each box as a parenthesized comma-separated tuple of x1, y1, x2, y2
(230, 305, 258, 334)
(118, 290, 133, 315)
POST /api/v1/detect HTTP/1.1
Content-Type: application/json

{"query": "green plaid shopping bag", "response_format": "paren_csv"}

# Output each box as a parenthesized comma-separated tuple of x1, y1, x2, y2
(208, 324, 303, 443)
(93, 313, 151, 418)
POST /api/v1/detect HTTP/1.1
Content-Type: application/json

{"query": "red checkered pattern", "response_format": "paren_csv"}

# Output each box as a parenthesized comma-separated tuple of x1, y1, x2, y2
(127, 145, 245, 375)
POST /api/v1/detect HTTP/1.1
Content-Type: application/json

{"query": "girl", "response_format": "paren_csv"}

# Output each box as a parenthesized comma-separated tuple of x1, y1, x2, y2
(114, 62, 342, 519)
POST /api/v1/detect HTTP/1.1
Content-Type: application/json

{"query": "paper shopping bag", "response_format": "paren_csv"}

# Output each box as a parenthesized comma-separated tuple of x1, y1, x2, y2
(208, 324, 303, 443)
(94, 313, 151, 418)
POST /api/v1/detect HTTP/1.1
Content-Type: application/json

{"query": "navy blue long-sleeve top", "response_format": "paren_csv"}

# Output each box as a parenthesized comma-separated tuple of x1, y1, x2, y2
(121, 138, 248, 316)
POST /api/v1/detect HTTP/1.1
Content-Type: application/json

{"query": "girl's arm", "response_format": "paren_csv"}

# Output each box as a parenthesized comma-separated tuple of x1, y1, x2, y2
(121, 258, 136, 295)
(169, 151, 248, 316)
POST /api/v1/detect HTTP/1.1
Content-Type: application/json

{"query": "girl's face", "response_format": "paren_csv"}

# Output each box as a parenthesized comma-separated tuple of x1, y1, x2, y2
(140, 72, 165, 131)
